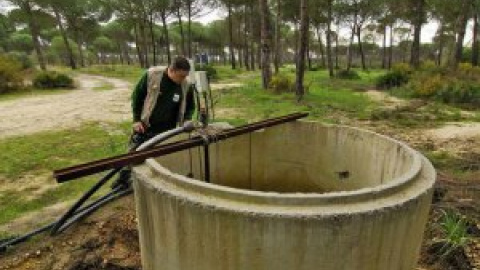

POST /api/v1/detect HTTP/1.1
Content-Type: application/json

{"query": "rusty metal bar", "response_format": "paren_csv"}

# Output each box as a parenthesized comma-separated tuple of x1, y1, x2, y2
(54, 112, 309, 183)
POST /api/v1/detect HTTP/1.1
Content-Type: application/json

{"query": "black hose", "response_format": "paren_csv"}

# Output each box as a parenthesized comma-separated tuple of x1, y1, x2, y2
(50, 168, 122, 236)
(0, 186, 128, 253)
(55, 187, 132, 234)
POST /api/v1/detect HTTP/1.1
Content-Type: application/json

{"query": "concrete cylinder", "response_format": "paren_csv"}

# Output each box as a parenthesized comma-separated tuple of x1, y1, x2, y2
(133, 121, 435, 270)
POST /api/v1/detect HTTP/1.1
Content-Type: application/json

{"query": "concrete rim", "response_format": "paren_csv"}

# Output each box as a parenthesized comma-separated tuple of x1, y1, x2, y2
(138, 124, 434, 214)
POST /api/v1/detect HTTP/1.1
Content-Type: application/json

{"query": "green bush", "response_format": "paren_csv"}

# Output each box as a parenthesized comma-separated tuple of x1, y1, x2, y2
(435, 81, 480, 106)
(336, 69, 361, 80)
(409, 74, 446, 97)
(269, 74, 294, 94)
(195, 64, 218, 80)
(376, 70, 410, 89)
(392, 63, 413, 74)
(55, 73, 74, 87)
(6, 52, 33, 70)
(33, 71, 74, 89)
(0, 54, 24, 93)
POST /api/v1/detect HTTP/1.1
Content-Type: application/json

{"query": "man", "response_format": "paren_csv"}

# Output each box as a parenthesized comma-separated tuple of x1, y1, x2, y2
(113, 57, 196, 189)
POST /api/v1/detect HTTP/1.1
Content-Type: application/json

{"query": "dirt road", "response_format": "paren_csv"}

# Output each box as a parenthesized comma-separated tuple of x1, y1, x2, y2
(0, 75, 132, 139)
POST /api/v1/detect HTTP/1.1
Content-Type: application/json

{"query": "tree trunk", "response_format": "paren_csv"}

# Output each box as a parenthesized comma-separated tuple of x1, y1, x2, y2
(227, 1, 236, 69)
(161, 11, 172, 65)
(335, 23, 340, 69)
(53, 7, 76, 69)
(346, 15, 357, 71)
(388, 24, 394, 69)
(326, 0, 334, 77)
(294, 22, 299, 59)
(259, 0, 272, 89)
(307, 43, 312, 70)
(274, 0, 281, 74)
(472, 14, 479, 66)
(149, 14, 157, 66)
(249, 2, 256, 71)
(187, 0, 193, 58)
(316, 26, 326, 68)
(437, 35, 444, 66)
(222, 49, 227, 65)
(382, 24, 387, 69)
(24, 1, 46, 70)
(73, 28, 85, 68)
(296, 0, 308, 100)
(139, 20, 150, 67)
(454, 5, 470, 68)
(176, 4, 186, 56)
(134, 23, 145, 68)
(357, 25, 366, 70)
(410, 0, 424, 68)
(244, 5, 250, 71)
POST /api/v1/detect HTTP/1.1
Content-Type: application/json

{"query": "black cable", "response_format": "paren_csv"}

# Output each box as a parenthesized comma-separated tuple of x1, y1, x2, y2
(50, 168, 122, 236)
(0, 186, 128, 253)
(55, 187, 132, 234)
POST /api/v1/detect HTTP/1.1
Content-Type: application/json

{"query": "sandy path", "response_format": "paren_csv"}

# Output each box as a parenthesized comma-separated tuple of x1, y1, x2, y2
(427, 122, 480, 140)
(0, 75, 132, 139)
(364, 90, 407, 108)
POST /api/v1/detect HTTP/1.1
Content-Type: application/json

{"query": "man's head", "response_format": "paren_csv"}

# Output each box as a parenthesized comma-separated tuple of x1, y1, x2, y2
(167, 56, 191, 84)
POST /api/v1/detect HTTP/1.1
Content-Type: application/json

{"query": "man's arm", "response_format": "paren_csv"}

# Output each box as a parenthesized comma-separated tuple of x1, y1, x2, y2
(184, 85, 196, 121)
(131, 71, 148, 123)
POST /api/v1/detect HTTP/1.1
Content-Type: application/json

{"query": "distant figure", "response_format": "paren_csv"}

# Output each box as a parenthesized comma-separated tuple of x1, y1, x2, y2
(113, 56, 196, 189)
(195, 53, 209, 66)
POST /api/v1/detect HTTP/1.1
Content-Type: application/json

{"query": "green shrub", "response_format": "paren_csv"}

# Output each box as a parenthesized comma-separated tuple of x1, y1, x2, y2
(409, 74, 446, 97)
(435, 81, 480, 106)
(33, 71, 74, 89)
(268, 74, 294, 94)
(419, 60, 442, 73)
(195, 65, 218, 80)
(0, 54, 24, 93)
(6, 52, 33, 70)
(55, 73, 74, 87)
(392, 63, 413, 74)
(376, 70, 410, 89)
(336, 69, 360, 80)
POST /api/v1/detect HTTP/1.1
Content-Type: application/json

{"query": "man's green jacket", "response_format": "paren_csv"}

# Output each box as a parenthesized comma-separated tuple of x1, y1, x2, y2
(131, 71, 195, 134)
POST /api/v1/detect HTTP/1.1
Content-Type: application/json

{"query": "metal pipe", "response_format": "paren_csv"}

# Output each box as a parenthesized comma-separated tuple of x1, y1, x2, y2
(54, 113, 309, 183)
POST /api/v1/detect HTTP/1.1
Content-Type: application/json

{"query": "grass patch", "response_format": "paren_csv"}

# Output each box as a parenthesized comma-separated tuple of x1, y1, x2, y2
(214, 69, 378, 123)
(0, 177, 100, 225)
(370, 101, 478, 128)
(0, 122, 130, 178)
(212, 65, 255, 81)
(93, 81, 115, 91)
(79, 65, 144, 84)
(0, 88, 73, 102)
(0, 122, 131, 225)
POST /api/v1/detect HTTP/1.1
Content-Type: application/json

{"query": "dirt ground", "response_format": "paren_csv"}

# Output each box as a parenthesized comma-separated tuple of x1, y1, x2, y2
(0, 196, 140, 270)
(0, 75, 132, 139)
(0, 78, 479, 269)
